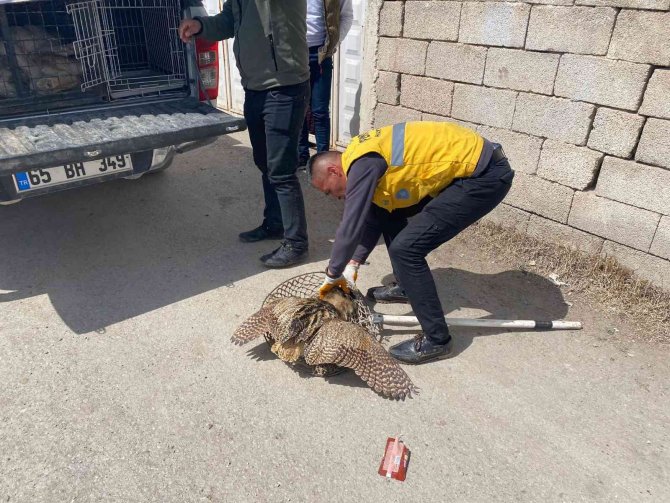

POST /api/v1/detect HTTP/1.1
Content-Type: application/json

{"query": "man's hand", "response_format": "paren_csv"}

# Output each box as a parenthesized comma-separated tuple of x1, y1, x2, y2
(179, 19, 202, 43)
(319, 274, 350, 299)
(343, 262, 360, 288)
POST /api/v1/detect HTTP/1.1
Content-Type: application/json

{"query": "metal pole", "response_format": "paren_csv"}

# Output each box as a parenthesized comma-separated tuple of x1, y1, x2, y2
(373, 314, 582, 330)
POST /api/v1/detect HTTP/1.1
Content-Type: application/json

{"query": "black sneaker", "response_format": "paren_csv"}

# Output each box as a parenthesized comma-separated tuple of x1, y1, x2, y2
(260, 241, 309, 268)
(239, 225, 284, 243)
(389, 333, 453, 365)
(366, 283, 410, 304)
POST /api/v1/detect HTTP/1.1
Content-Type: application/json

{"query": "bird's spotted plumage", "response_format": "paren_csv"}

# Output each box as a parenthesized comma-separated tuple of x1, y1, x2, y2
(231, 289, 416, 399)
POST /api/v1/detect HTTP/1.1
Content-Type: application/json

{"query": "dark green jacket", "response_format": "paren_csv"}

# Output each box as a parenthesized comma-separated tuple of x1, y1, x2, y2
(196, 0, 309, 91)
(319, 0, 341, 63)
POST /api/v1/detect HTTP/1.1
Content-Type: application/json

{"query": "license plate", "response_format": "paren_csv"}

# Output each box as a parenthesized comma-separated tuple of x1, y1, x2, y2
(13, 155, 133, 193)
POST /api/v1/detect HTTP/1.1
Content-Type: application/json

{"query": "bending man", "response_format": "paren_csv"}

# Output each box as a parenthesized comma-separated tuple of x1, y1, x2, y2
(311, 121, 514, 364)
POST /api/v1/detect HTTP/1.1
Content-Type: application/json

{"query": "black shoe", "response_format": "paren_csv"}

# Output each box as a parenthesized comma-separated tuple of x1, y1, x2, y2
(260, 241, 309, 268)
(298, 156, 309, 167)
(239, 225, 284, 243)
(389, 334, 453, 365)
(366, 283, 410, 304)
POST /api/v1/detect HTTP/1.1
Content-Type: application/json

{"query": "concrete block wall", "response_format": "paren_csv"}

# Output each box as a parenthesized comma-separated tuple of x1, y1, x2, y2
(372, 0, 670, 290)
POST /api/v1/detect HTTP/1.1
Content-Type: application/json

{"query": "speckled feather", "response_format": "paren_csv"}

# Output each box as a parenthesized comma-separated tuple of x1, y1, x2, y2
(304, 320, 417, 400)
(231, 292, 416, 399)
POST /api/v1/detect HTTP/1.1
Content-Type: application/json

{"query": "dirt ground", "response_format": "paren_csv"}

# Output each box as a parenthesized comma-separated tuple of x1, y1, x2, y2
(1, 133, 668, 502)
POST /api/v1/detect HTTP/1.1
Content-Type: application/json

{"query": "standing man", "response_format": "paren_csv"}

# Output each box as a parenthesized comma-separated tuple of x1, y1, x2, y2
(179, 1, 310, 268)
(298, 0, 354, 166)
(312, 121, 514, 364)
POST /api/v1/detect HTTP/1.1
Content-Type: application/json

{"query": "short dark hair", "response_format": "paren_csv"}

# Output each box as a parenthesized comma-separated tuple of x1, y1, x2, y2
(306, 151, 341, 183)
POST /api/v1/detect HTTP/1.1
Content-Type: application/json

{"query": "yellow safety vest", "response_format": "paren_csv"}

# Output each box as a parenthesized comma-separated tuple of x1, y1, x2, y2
(342, 121, 484, 211)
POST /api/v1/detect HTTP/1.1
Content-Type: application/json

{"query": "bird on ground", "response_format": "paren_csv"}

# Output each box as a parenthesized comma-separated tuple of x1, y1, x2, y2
(231, 288, 417, 400)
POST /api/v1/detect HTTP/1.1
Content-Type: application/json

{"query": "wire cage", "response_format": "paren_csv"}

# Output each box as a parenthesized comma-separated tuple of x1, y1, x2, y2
(263, 272, 382, 378)
(68, 0, 187, 99)
(0, 0, 187, 108)
(0, 0, 82, 101)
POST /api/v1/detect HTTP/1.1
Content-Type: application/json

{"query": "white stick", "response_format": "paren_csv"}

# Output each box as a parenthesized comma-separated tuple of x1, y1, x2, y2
(373, 314, 582, 330)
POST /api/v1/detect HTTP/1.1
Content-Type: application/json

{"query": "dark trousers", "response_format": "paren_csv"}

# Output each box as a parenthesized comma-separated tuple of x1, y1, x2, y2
(375, 154, 514, 343)
(299, 47, 333, 159)
(244, 80, 310, 248)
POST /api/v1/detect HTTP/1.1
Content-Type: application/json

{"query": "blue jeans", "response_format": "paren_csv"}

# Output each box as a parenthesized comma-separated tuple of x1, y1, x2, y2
(299, 47, 333, 159)
(244, 80, 310, 249)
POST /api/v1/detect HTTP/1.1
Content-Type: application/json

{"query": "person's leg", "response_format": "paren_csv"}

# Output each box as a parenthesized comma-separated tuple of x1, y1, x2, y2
(311, 55, 333, 153)
(388, 159, 514, 363)
(261, 81, 311, 266)
(298, 111, 311, 165)
(365, 210, 411, 302)
(240, 89, 283, 241)
(298, 50, 320, 164)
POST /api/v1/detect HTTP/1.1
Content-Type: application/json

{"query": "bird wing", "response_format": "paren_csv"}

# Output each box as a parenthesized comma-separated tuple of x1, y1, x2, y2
(231, 304, 277, 345)
(304, 321, 417, 400)
(272, 297, 339, 344)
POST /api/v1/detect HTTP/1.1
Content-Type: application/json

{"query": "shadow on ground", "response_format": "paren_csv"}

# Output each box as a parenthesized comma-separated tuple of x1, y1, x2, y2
(0, 135, 336, 334)
(371, 266, 569, 358)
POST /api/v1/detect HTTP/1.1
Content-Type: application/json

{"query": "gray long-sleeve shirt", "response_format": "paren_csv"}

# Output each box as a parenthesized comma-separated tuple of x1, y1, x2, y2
(327, 154, 387, 276)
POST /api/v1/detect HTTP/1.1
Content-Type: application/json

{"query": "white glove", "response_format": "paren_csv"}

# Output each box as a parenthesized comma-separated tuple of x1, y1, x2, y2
(343, 262, 360, 288)
(319, 274, 350, 299)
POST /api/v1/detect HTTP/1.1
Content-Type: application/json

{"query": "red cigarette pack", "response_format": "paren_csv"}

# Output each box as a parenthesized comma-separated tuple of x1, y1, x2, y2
(378, 437, 410, 481)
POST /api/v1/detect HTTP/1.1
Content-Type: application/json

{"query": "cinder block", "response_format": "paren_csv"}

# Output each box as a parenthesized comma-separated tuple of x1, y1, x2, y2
(568, 192, 660, 251)
(400, 75, 454, 116)
(602, 241, 670, 290)
(469, 0, 572, 4)
(468, 0, 572, 4)
(636, 118, 670, 170)
(640, 70, 670, 120)
(477, 125, 543, 174)
(451, 84, 517, 129)
(651, 217, 670, 260)
(481, 203, 531, 233)
(459, 2, 530, 48)
(554, 55, 650, 111)
(374, 104, 421, 128)
(527, 215, 604, 254)
(537, 141, 603, 190)
(484, 48, 559, 95)
(595, 157, 670, 216)
(425, 42, 487, 85)
(404, 1, 461, 41)
(513, 93, 595, 146)
(587, 108, 645, 158)
(577, 0, 670, 9)
(421, 113, 479, 131)
(379, 2, 403, 37)
(378, 37, 428, 76)
(609, 10, 670, 66)
(376, 71, 400, 105)
(526, 6, 616, 55)
(505, 173, 575, 223)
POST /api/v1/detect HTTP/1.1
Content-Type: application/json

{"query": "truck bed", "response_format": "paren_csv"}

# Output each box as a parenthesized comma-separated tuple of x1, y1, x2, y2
(0, 98, 245, 174)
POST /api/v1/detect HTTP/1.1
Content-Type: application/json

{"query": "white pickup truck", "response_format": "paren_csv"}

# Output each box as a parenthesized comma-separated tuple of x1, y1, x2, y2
(0, 0, 244, 204)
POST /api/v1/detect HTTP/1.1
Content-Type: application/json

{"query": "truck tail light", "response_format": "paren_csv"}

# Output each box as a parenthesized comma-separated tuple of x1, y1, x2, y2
(195, 39, 219, 101)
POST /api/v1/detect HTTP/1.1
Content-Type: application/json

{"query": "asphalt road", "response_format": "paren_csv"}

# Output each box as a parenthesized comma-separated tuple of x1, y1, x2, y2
(1, 133, 668, 502)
